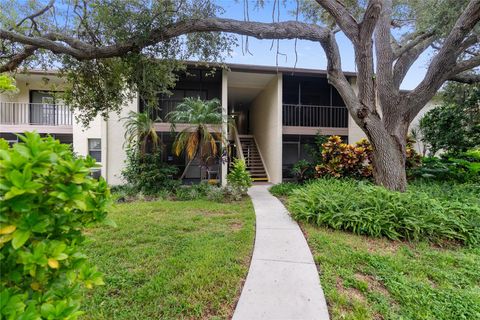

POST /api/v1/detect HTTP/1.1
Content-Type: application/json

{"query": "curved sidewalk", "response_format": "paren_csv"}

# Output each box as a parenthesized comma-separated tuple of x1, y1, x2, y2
(233, 185, 329, 320)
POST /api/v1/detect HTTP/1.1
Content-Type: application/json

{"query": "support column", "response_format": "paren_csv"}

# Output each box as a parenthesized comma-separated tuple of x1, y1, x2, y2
(221, 69, 228, 186)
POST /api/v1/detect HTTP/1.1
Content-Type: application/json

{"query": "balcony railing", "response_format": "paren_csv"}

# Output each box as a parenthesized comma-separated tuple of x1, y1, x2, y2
(0, 102, 73, 126)
(147, 99, 183, 121)
(283, 104, 348, 128)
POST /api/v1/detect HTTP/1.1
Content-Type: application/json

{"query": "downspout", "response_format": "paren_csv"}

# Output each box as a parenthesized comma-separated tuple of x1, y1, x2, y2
(102, 118, 108, 183)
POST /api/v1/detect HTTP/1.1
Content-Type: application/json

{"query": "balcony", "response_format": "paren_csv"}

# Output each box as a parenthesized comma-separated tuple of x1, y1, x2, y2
(282, 104, 348, 128)
(0, 102, 73, 134)
(147, 99, 183, 121)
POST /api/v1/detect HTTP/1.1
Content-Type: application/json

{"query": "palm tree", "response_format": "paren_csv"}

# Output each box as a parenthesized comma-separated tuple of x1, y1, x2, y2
(123, 111, 160, 155)
(167, 97, 223, 180)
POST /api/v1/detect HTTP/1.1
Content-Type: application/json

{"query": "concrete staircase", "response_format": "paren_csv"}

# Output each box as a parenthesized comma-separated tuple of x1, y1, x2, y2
(239, 135, 268, 182)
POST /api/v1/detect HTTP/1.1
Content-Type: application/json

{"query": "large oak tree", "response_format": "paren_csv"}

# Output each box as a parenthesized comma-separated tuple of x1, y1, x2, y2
(1, 0, 479, 191)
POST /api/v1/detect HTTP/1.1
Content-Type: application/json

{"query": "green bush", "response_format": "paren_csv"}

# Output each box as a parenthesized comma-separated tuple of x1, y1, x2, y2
(315, 136, 420, 179)
(122, 148, 179, 195)
(410, 152, 480, 183)
(291, 159, 315, 182)
(288, 179, 480, 246)
(269, 182, 302, 197)
(227, 159, 252, 196)
(0, 132, 112, 319)
(175, 182, 214, 201)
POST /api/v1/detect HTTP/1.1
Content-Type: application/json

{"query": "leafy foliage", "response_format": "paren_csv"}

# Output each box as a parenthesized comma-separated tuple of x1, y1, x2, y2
(0, 74, 16, 93)
(0, 132, 112, 319)
(168, 97, 223, 179)
(420, 83, 480, 154)
(315, 136, 374, 178)
(288, 179, 480, 246)
(410, 150, 480, 183)
(227, 159, 252, 196)
(0, 1, 234, 125)
(122, 111, 160, 155)
(121, 148, 179, 196)
(269, 182, 302, 198)
(291, 159, 316, 183)
(315, 136, 420, 179)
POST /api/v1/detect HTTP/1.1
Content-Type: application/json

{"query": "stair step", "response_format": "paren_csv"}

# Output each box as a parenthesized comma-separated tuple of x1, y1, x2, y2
(252, 177, 268, 181)
(236, 136, 268, 182)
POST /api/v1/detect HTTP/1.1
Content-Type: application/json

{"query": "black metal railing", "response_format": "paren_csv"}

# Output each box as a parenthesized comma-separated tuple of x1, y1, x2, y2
(146, 99, 183, 122)
(0, 102, 73, 126)
(282, 104, 348, 128)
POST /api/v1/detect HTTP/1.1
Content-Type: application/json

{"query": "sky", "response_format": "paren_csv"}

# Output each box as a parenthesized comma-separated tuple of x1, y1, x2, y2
(218, 0, 432, 90)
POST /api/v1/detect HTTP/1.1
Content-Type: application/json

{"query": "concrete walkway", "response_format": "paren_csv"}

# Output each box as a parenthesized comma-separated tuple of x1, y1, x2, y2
(233, 185, 330, 320)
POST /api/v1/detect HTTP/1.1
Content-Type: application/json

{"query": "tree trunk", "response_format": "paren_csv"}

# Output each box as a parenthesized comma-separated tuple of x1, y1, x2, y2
(179, 156, 195, 180)
(363, 115, 409, 192)
(369, 135, 407, 192)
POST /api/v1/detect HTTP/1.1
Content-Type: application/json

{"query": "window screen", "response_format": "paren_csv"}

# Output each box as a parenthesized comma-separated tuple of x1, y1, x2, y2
(88, 139, 101, 162)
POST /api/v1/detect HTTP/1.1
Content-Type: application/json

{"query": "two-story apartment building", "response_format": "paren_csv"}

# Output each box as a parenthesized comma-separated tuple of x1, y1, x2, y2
(0, 63, 430, 185)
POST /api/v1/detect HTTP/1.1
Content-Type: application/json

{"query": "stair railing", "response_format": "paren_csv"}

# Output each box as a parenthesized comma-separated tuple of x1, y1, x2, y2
(232, 126, 245, 161)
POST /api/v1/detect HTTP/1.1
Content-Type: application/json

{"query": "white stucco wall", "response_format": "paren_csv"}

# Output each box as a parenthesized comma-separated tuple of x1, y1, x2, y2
(72, 115, 103, 171)
(105, 95, 139, 185)
(250, 74, 283, 183)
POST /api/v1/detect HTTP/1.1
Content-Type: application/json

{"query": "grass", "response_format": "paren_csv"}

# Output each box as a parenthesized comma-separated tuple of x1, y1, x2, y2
(81, 199, 255, 319)
(302, 225, 480, 320)
(270, 180, 480, 319)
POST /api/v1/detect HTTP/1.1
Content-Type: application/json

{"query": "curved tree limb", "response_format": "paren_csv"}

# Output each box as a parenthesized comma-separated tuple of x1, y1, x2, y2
(315, 0, 359, 42)
(0, 45, 37, 73)
(0, 18, 330, 69)
(448, 72, 480, 84)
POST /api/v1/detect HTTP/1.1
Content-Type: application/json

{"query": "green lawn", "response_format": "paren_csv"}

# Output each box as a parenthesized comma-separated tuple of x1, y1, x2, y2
(81, 199, 255, 319)
(270, 180, 480, 319)
(302, 225, 480, 320)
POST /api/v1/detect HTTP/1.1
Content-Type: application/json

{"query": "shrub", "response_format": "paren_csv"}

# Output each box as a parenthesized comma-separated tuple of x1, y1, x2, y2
(122, 148, 179, 195)
(419, 82, 480, 154)
(315, 136, 373, 178)
(269, 182, 302, 197)
(315, 136, 420, 179)
(227, 159, 252, 196)
(0, 132, 112, 319)
(288, 179, 480, 246)
(410, 152, 480, 183)
(291, 159, 315, 182)
(175, 181, 213, 201)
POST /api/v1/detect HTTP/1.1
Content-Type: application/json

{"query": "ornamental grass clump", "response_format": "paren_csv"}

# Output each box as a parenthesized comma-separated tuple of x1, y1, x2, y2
(0, 132, 112, 319)
(288, 179, 480, 246)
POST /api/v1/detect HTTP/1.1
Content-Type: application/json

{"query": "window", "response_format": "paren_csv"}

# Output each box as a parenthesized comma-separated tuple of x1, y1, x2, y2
(88, 139, 101, 162)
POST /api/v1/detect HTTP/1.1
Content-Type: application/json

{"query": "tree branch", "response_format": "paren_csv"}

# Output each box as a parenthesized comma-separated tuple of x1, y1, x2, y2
(0, 45, 37, 73)
(392, 35, 435, 88)
(315, 0, 359, 42)
(448, 72, 480, 84)
(393, 31, 435, 58)
(375, 0, 396, 111)
(354, 0, 382, 116)
(0, 18, 330, 68)
(13, 0, 55, 29)
(451, 54, 480, 74)
(405, 0, 480, 121)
